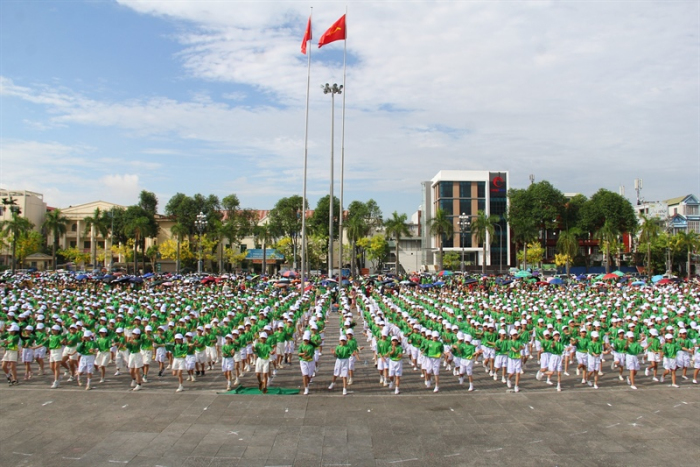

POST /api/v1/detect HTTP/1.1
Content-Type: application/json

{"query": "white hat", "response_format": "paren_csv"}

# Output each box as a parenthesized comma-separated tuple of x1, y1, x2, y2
(391, 335, 399, 341)
(175, 333, 184, 340)
(145, 325, 153, 332)
(302, 331, 311, 340)
(498, 329, 506, 335)
(509, 329, 518, 336)
(339, 334, 347, 341)
(99, 327, 107, 333)
(84, 330, 93, 338)
(347, 329, 354, 335)
(665, 333, 673, 339)
(431, 330, 439, 338)
(591, 331, 599, 338)
(116, 327, 124, 333)
(132, 328, 141, 335)
(259, 332, 268, 339)
(52, 325, 61, 331)
(9, 324, 20, 332)
(625, 331, 635, 338)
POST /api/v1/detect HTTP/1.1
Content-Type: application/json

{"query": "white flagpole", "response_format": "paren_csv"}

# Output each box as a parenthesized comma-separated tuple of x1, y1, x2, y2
(338, 7, 347, 279)
(300, 8, 312, 294)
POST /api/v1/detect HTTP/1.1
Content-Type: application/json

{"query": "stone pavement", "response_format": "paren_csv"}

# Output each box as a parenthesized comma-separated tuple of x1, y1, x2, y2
(0, 311, 698, 466)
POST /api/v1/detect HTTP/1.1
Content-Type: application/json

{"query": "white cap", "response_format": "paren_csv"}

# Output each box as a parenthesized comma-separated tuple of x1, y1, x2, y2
(259, 332, 268, 339)
(509, 329, 518, 336)
(145, 325, 153, 332)
(340, 334, 347, 341)
(302, 331, 311, 340)
(99, 327, 107, 333)
(175, 333, 183, 340)
(431, 330, 439, 338)
(84, 330, 93, 338)
(665, 333, 673, 339)
(591, 331, 599, 338)
(625, 331, 635, 338)
(52, 325, 61, 331)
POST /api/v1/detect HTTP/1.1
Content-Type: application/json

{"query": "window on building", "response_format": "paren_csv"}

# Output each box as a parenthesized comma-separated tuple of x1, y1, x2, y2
(477, 199, 485, 212)
(439, 199, 453, 214)
(459, 200, 472, 216)
(441, 233, 454, 249)
(459, 182, 471, 198)
(83, 241, 90, 249)
(70, 241, 77, 248)
(97, 241, 105, 249)
(477, 182, 486, 198)
(687, 205, 699, 216)
(688, 221, 700, 233)
(71, 223, 77, 232)
(439, 181, 452, 199)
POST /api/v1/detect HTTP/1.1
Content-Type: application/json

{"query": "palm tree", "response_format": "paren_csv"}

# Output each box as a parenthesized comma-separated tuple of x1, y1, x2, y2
(384, 211, 410, 274)
(126, 216, 150, 275)
(427, 208, 454, 271)
(1, 213, 34, 273)
(346, 215, 369, 277)
(42, 209, 69, 271)
(254, 224, 276, 275)
(170, 223, 189, 274)
(676, 230, 700, 279)
(557, 227, 581, 277)
(83, 208, 110, 270)
(470, 210, 498, 274)
(594, 220, 620, 273)
(637, 213, 660, 278)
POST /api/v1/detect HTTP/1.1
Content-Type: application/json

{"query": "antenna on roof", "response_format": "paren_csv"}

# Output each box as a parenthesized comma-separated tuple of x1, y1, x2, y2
(634, 178, 642, 206)
(529, 174, 535, 185)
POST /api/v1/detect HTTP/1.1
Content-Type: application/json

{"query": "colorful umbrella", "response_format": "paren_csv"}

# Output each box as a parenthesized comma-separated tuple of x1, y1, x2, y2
(514, 270, 532, 278)
(437, 270, 453, 277)
(612, 270, 624, 277)
(602, 273, 618, 280)
(281, 270, 298, 278)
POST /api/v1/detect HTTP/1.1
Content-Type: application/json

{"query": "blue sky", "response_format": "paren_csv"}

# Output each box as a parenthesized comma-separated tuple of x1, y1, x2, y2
(1, 0, 698, 217)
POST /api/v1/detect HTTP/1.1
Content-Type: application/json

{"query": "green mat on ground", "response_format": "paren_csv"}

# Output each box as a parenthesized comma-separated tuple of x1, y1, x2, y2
(217, 385, 299, 395)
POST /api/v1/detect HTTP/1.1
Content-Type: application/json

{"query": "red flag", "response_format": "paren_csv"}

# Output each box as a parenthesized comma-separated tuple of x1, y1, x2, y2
(301, 16, 312, 55)
(318, 14, 346, 48)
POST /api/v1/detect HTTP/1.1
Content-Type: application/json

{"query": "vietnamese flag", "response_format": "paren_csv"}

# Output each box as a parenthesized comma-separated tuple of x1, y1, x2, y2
(301, 16, 312, 54)
(318, 14, 346, 48)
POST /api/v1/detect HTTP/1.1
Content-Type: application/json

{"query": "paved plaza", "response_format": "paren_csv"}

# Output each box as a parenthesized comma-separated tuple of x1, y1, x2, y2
(1, 337, 698, 467)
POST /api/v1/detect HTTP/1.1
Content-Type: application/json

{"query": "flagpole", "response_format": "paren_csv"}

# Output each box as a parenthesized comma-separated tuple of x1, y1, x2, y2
(300, 8, 312, 295)
(338, 7, 347, 279)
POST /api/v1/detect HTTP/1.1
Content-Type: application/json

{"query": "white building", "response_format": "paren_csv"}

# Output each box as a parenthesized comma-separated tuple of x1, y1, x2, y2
(421, 170, 511, 272)
(0, 189, 47, 231)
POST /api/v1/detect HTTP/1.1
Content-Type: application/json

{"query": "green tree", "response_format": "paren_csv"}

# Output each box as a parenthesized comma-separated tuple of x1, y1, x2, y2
(675, 231, 699, 278)
(557, 227, 581, 276)
(345, 214, 369, 276)
(579, 189, 638, 238)
(344, 199, 382, 275)
(427, 208, 454, 271)
(253, 224, 277, 275)
(1, 212, 34, 272)
(42, 208, 69, 271)
(594, 220, 620, 273)
(124, 211, 151, 274)
(146, 245, 159, 271)
(139, 190, 158, 216)
(268, 195, 307, 268)
(170, 223, 189, 274)
(470, 210, 498, 274)
(17, 231, 43, 267)
(308, 195, 340, 240)
(442, 251, 460, 270)
(358, 234, 389, 272)
(83, 207, 110, 268)
(383, 211, 410, 274)
(637, 214, 661, 277)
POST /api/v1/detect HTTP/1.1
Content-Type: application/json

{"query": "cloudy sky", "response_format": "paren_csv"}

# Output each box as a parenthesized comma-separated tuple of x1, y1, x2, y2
(1, 0, 698, 216)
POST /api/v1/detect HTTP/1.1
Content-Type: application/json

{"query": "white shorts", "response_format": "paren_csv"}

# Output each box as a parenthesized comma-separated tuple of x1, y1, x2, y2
(155, 347, 167, 363)
(646, 352, 660, 363)
(576, 351, 587, 366)
(547, 354, 562, 373)
(388, 359, 403, 377)
(185, 355, 196, 371)
(625, 355, 640, 371)
(172, 357, 186, 371)
(460, 358, 475, 376)
(507, 358, 522, 375)
(233, 352, 241, 363)
(128, 352, 144, 369)
(49, 348, 63, 363)
(285, 340, 295, 354)
(2, 350, 18, 363)
(34, 347, 47, 359)
(534, 340, 542, 352)
(587, 355, 601, 372)
(333, 358, 349, 378)
(494, 354, 508, 369)
(676, 351, 690, 368)
(349, 355, 356, 371)
(663, 357, 677, 371)
(482, 347, 495, 359)
(95, 351, 110, 367)
(221, 357, 234, 372)
(140, 349, 153, 366)
(540, 353, 551, 369)
(62, 346, 79, 361)
(426, 357, 441, 375)
(613, 351, 625, 364)
(377, 356, 388, 371)
(78, 355, 95, 374)
(275, 342, 285, 356)
(255, 357, 270, 374)
(410, 346, 420, 361)
(21, 348, 35, 363)
(300, 360, 315, 376)
(206, 346, 217, 362)
(195, 350, 207, 364)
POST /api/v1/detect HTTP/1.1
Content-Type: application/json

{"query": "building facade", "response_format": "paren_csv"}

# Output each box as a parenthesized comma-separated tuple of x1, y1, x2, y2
(0, 189, 47, 232)
(421, 170, 511, 272)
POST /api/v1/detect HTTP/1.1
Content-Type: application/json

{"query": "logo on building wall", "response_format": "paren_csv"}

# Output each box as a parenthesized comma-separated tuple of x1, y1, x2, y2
(490, 174, 507, 194)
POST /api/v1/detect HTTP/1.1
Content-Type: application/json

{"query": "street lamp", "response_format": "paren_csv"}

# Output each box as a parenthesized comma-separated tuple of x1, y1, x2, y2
(195, 211, 207, 274)
(109, 208, 115, 272)
(2, 197, 21, 274)
(459, 213, 470, 273)
(322, 83, 343, 278)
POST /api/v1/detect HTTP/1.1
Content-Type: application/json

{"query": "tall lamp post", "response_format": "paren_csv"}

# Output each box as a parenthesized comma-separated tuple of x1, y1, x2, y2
(459, 213, 470, 274)
(195, 211, 207, 274)
(2, 197, 21, 274)
(322, 83, 343, 278)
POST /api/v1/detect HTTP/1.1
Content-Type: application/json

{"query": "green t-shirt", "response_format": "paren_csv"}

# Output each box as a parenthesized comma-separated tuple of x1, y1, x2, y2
(508, 339, 523, 359)
(587, 340, 603, 356)
(388, 345, 403, 361)
(426, 340, 443, 359)
(334, 344, 353, 359)
(48, 334, 63, 350)
(298, 342, 315, 362)
(254, 342, 273, 360)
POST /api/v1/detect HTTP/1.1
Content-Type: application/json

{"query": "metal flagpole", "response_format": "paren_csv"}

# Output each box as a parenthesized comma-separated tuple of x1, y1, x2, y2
(338, 7, 347, 279)
(300, 8, 312, 295)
